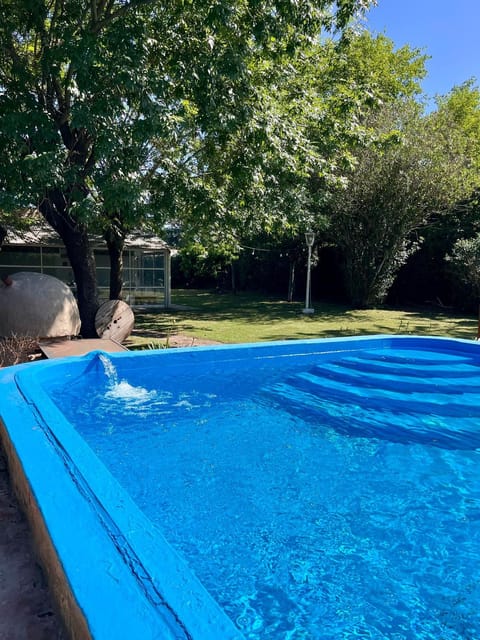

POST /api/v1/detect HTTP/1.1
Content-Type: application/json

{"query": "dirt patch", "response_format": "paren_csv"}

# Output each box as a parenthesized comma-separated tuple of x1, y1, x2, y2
(165, 333, 223, 348)
(0, 448, 67, 640)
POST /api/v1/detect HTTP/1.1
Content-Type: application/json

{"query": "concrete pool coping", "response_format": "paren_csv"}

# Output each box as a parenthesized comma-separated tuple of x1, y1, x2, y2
(1, 334, 479, 638)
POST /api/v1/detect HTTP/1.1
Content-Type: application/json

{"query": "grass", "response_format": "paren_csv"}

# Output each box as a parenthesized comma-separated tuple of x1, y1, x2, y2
(126, 289, 479, 349)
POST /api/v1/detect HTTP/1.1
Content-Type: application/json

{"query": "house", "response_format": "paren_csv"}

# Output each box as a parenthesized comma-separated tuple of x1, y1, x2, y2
(0, 224, 172, 307)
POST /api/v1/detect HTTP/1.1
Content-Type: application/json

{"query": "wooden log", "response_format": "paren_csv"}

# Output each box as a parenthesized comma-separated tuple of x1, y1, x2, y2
(95, 300, 134, 343)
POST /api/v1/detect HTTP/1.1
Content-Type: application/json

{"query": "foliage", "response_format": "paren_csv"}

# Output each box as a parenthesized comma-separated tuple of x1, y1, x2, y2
(174, 243, 235, 289)
(434, 81, 480, 175)
(446, 234, 480, 301)
(0, 209, 31, 246)
(387, 188, 480, 310)
(164, 30, 428, 286)
(0, 0, 371, 333)
(323, 86, 480, 307)
(284, 32, 428, 307)
(167, 42, 480, 311)
(389, 84, 480, 310)
(0, 335, 40, 367)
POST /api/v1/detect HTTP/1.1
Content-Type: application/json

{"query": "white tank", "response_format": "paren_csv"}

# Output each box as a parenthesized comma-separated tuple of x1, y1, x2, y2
(0, 272, 81, 338)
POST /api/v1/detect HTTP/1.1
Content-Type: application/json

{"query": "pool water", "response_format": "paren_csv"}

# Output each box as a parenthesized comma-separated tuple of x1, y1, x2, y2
(48, 343, 480, 639)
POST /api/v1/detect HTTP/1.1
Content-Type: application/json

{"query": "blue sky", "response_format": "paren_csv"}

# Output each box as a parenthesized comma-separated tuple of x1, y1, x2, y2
(364, 0, 479, 100)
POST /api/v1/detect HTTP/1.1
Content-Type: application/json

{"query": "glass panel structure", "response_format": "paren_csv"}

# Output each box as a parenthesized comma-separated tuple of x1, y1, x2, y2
(0, 245, 169, 306)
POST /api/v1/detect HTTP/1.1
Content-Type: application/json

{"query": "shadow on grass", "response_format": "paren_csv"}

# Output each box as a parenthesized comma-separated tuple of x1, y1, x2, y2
(136, 290, 350, 323)
(131, 289, 477, 342)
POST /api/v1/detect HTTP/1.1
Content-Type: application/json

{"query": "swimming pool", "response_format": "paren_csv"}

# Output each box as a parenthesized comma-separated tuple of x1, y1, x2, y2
(1, 335, 479, 639)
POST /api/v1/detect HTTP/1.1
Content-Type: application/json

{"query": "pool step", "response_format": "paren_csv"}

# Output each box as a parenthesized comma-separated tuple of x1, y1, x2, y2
(274, 380, 480, 449)
(288, 369, 480, 415)
(334, 355, 480, 379)
(350, 348, 478, 367)
(264, 356, 480, 449)
(311, 361, 480, 395)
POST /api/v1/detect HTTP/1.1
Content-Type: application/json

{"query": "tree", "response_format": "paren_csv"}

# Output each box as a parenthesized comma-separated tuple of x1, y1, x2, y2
(324, 96, 480, 307)
(0, 0, 371, 335)
(446, 233, 480, 335)
(386, 83, 480, 310)
(300, 39, 480, 309)
(434, 80, 480, 176)
(157, 31, 419, 295)
(222, 31, 430, 306)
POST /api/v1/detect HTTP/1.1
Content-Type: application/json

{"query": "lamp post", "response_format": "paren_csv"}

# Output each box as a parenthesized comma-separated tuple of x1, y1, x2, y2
(302, 230, 315, 314)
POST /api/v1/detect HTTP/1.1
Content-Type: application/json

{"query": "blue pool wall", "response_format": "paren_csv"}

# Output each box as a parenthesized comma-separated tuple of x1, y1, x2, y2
(1, 334, 480, 639)
(0, 359, 246, 639)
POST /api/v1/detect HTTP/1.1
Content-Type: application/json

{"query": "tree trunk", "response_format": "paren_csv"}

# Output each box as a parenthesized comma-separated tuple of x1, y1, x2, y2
(104, 228, 125, 300)
(231, 261, 236, 295)
(287, 260, 295, 302)
(0, 225, 7, 247)
(39, 191, 99, 337)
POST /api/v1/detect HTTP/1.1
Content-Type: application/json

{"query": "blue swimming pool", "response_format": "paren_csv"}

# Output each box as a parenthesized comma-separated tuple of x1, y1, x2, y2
(1, 336, 480, 639)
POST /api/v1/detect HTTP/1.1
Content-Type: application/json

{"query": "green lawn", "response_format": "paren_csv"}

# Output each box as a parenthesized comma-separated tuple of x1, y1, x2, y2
(127, 289, 478, 348)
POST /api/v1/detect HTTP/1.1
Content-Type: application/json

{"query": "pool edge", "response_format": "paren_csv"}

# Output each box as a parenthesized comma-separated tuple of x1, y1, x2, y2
(0, 417, 91, 640)
(2, 334, 480, 639)
(2, 355, 247, 640)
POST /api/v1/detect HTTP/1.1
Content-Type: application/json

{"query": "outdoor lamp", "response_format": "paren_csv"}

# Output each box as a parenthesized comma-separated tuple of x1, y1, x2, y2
(302, 230, 315, 314)
(305, 231, 315, 248)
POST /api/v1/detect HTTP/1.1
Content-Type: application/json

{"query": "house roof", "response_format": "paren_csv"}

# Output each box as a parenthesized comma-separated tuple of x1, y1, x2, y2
(3, 224, 170, 252)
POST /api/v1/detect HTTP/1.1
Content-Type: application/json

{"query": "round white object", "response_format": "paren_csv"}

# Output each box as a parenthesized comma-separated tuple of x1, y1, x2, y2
(0, 272, 81, 338)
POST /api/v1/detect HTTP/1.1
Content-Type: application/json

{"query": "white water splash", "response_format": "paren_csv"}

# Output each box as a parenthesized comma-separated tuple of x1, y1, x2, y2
(99, 354, 156, 404)
(99, 353, 119, 386)
(105, 380, 157, 402)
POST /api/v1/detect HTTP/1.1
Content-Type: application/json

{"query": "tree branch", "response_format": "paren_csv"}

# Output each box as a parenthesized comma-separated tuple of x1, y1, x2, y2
(92, 0, 155, 33)
(97, 0, 109, 16)
(63, 61, 75, 112)
(91, 0, 98, 24)
(48, 0, 63, 45)
(6, 37, 23, 70)
(53, 75, 67, 113)
(84, 144, 97, 174)
(0, 225, 7, 247)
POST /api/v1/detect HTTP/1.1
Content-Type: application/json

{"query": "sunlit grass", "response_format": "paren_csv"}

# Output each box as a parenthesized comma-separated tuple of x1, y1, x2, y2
(126, 289, 478, 349)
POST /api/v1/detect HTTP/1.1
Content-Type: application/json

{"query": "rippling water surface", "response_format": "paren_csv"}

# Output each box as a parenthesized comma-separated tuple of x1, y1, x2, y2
(50, 346, 480, 639)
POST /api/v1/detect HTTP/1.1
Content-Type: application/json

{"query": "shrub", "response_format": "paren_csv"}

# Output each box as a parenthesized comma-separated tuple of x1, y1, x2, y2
(0, 336, 40, 367)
